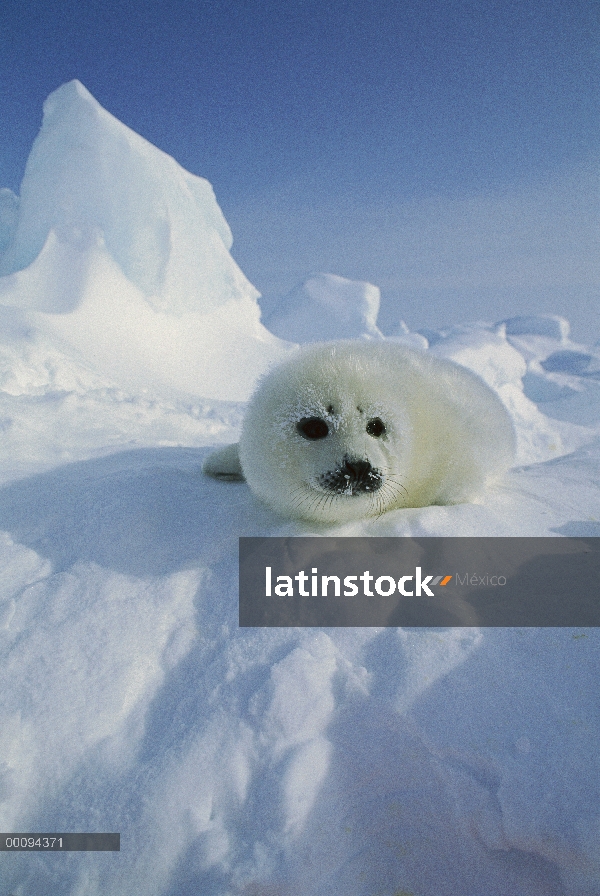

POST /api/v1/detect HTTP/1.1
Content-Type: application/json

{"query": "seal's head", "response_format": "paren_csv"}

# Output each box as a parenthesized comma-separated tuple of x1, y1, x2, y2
(234, 340, 515, 524)
(243, 392, 409, 523)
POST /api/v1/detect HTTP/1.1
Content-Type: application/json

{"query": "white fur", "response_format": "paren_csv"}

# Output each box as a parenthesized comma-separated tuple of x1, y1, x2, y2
(203, 340, 515, 523)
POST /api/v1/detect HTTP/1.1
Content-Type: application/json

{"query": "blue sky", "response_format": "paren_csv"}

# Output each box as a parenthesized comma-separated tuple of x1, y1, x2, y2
(1, 0, 598, 337)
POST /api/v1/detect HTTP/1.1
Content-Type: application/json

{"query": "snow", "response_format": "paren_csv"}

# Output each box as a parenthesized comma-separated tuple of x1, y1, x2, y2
(264, 272, 383, 342)
(0, 82, 599, 896)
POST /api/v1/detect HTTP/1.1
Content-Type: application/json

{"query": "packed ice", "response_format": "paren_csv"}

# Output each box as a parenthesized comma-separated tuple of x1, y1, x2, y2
(263, 272, 383, 342)
(0, 82, 599, 896)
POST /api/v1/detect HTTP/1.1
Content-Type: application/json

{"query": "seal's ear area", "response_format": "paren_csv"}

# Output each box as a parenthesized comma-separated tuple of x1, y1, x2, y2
(202, 443, 245, 481)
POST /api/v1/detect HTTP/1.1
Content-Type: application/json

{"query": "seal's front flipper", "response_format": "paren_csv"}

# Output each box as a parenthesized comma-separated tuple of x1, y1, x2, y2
(202, 443, 245, 481)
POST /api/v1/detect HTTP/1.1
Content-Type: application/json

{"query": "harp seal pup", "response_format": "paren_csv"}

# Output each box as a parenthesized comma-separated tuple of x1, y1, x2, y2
(203, 340, 515, 524)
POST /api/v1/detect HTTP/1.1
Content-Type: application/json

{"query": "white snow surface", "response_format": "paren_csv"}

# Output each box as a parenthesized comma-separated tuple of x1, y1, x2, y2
(0, 83, 600, 896)
(264, 272, 383, 342)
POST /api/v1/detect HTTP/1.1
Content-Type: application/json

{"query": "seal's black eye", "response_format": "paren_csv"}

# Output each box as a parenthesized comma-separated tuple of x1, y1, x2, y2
(297, 417, 329, 440)
(366, 417, 386, 437)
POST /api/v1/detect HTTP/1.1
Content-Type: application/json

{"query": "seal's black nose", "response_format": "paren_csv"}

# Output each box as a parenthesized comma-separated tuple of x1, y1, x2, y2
(320, 456, 383, 495)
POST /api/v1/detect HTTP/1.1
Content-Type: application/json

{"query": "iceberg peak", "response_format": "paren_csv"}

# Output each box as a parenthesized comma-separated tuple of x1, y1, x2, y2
(42, 78, 100, 117)
(0, 79, 250, 316)
(0, 82, 290, 400)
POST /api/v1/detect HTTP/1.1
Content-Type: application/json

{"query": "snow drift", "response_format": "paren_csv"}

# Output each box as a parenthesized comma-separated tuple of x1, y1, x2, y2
(263, 272, 383, 342)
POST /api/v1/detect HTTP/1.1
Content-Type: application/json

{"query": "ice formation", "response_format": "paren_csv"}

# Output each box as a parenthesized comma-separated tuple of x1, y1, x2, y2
(0, 80, 289, 401)
(263, 271, 383, 342)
